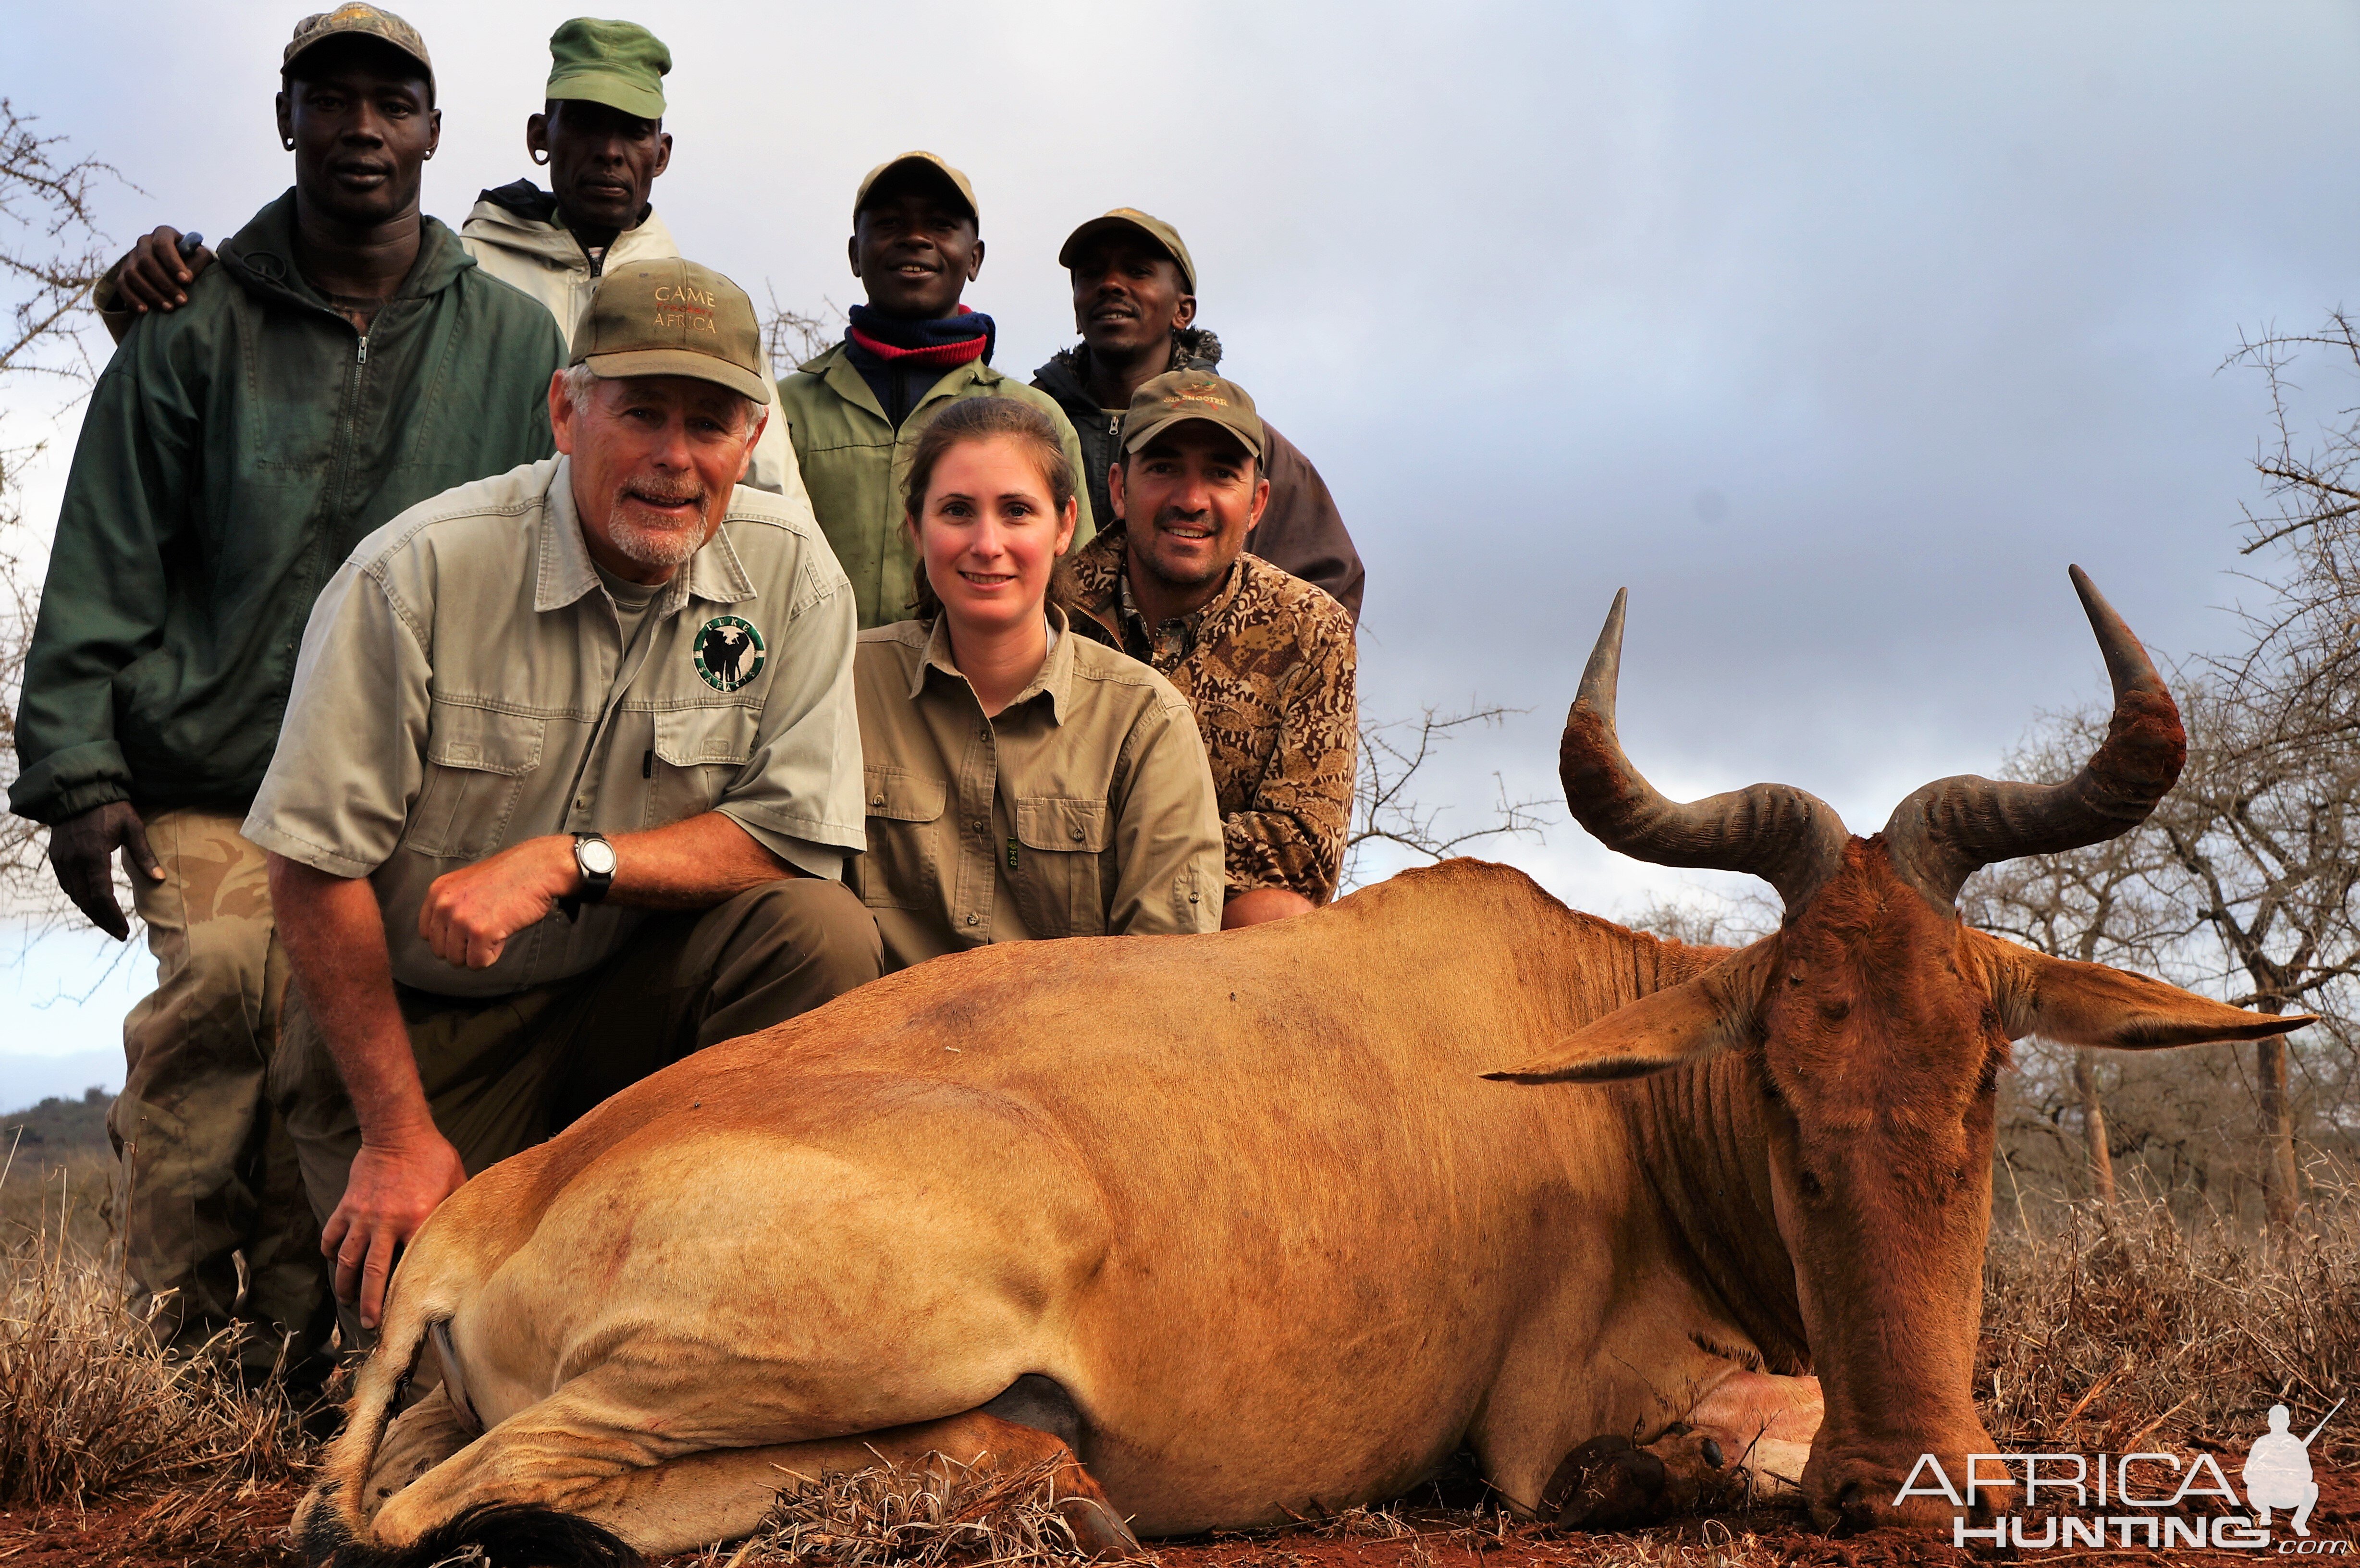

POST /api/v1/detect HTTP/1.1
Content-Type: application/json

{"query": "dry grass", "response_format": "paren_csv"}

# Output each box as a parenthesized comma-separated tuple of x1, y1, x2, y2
(690, 1449, 1120, 1567)
(0, 1156, 309, 1507)
(1981, 1180, 2360, 1466)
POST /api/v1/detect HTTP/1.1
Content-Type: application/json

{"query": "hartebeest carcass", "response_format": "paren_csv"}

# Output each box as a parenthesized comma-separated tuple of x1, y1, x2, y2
(296, 568, 2299, 1565)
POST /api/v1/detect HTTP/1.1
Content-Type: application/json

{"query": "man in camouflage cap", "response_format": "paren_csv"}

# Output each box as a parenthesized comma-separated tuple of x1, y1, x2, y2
(16, 2, 566, 1384)
(1035, 209, 1364, 622)
(1068, 370, 1358, 928)
(249, 259, 876, 1336)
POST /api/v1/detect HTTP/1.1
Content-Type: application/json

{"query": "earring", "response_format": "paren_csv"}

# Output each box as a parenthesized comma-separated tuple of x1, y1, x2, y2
(283, 137, 295, 150)
(531, 148, 551, 166)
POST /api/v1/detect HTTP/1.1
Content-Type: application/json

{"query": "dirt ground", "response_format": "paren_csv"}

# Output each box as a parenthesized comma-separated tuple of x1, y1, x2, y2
(8, 1464, 2354, 1568)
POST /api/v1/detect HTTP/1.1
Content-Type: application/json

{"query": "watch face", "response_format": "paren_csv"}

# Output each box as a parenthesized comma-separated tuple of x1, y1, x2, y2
(578, 838, 618, 877)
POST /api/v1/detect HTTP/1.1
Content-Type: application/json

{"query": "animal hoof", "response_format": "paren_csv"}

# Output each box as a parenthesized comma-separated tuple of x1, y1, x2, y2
(1055, 1495, 1140, 1558)
(1543, 1435, 1670, 1530)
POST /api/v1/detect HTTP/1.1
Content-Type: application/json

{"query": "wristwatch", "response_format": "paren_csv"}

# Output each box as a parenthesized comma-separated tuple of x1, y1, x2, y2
(562, 832, 616, 921)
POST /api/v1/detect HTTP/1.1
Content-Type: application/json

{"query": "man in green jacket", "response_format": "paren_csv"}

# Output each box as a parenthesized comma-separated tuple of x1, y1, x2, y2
(8, 5, 567, 1384)
(775, 152, 1092, 628)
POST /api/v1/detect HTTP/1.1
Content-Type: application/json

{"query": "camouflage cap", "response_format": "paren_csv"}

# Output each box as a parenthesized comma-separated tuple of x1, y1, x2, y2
(283, 3, 433, 87)
(573, 258, 770, 404)
(546, 18, 671, 121)
(1059, 209, 1196, 295)
(1119, 370, 1263, 461)
(853, 151, 979, 228)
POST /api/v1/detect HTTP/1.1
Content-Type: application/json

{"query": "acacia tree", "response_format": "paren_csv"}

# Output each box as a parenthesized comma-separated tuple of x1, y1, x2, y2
(0, 101, 111, 915)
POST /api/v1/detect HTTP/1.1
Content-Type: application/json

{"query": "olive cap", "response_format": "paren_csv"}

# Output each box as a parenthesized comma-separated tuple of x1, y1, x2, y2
(1119, 370, 1263, 461)
(283, 4, 433, 87)
(546, 18, 670, 120)
(853, 151, 979, 228)
(1059, 209, 1196, 295)
(572, 258, 769, 404)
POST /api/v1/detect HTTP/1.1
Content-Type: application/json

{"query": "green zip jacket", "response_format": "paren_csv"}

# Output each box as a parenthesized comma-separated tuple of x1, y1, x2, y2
(776, 342, 1094, 629)
(9, 190, 568, 826)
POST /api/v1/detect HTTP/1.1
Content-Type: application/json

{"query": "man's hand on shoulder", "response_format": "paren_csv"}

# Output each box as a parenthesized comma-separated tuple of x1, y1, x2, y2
(49, 801, 164, 942)
(324, 1126, 469, 1330)
(419, 835, 579, 969)
(107, 226, 215, 316)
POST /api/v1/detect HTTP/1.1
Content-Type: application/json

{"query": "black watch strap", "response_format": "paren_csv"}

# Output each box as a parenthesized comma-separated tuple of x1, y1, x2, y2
(562, 832, 616, 921)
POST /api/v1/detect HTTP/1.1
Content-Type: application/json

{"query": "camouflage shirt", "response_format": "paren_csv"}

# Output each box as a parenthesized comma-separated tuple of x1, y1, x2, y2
(1070, 530, 1357, 903)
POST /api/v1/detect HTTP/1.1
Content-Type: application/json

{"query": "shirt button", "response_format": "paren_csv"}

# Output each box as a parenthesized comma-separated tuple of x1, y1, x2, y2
(1070, 827, 1084, 841)
(971, 819, 985, 833)
(965, 913, 979, 926)
(872, 793, 885, 806)
(574, 797, 589, 810)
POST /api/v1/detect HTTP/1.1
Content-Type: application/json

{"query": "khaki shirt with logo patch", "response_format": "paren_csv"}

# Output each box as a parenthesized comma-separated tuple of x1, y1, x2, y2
(244, 456, 866, 999)
(846, 612, 1223, 971)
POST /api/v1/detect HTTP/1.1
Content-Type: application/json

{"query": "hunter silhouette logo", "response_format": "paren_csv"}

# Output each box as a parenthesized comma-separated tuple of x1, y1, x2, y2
(693, 616, 764, 692)
(2248, 1399, 2339, 1537)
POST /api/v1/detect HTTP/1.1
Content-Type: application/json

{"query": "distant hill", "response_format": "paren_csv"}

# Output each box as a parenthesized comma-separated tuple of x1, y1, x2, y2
(3, 1086, 111, 1154)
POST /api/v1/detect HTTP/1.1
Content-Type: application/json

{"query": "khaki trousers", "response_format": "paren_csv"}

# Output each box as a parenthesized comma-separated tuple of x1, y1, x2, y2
(111, 808, 333, 1381)
(280, 877, 880, 1334)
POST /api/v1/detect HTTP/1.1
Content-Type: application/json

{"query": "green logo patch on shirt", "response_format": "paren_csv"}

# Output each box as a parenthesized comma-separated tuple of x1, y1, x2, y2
(693, 615, 766, 692)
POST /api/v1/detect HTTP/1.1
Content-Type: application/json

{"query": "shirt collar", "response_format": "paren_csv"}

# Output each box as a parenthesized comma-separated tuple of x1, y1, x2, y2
(534, 455, 758, 617)
(1110, 536, 1245, 663)
(910, 606, 1078, 725)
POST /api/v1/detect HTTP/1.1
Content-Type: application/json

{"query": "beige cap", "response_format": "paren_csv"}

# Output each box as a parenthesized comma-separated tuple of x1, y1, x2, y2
(1119, 370, 1263, 461)
(571, 259, 770, 404)
(1059, 209, 1196, 295)
(283, 3, 433, 86)
(853, 151, 979, 228)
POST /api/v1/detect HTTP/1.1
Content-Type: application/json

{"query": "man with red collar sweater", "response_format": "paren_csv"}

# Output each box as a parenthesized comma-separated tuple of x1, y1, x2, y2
(774, 152, 1093, 629)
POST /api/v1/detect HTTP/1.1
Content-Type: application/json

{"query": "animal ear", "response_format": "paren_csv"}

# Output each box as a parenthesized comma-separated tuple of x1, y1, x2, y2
(1967, 931, 2313, 1051)
(1486, 939, 1774, 1083)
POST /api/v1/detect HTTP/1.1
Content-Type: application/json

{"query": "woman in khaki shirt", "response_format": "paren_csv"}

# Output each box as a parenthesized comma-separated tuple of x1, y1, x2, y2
(847, 397, 1225, 971)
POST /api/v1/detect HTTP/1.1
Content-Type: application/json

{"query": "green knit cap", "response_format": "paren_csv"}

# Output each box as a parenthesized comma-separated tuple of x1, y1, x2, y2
(546, 18, 670, 120)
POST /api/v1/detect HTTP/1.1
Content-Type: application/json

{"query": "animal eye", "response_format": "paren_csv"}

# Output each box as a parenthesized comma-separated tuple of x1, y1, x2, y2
(1797, 1169, 1824, 1199)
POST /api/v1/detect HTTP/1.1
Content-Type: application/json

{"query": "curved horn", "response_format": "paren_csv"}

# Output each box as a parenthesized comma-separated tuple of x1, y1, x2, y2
(1881, 565, 2186, 906)
(1562, 589, 1851, 911)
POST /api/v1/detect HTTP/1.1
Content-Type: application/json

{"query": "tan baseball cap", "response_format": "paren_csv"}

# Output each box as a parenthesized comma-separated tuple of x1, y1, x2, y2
(1119, 370, 1263, 461)
(853, 151, 979, 228)
(1059, 209, 1196, 295)
(283, 4, 433, 87)
(571, 259, 770, 404)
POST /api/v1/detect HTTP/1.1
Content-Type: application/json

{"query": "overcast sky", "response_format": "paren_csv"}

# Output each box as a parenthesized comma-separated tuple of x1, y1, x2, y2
(5, 1, 2359, 1102)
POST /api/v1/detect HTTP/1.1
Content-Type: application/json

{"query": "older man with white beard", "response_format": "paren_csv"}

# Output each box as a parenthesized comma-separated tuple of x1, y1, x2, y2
(244, 259, 878, 1335)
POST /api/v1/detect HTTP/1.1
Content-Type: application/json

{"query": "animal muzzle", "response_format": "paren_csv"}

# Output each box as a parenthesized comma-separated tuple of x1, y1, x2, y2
(1804, 1417, 2001, 1534)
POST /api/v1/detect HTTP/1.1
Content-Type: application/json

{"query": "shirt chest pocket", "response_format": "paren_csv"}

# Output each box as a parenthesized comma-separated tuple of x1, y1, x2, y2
(404, 709, 547, 860)
(1011, 796, 1113, 937)
(645, 706, 758, 828)
(852, 766, 947, 911)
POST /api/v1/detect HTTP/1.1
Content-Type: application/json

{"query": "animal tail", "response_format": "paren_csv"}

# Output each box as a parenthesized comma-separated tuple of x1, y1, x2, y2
(305, 1501, 641, 1568)
(290, 1296, 429, 1563)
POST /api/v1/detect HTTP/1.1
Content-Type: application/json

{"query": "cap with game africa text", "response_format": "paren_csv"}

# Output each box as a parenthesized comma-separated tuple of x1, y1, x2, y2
(546, 18, 671, 121)
(572, 258, 770, 404)
(1059, 209, 1196, 296)
(853, 151, 979, 228)
(283, 4, 433, 88)
(1119, 370, 1263, 461)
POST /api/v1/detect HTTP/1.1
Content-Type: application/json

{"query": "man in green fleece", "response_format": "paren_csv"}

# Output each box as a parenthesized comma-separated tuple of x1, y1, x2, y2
(9, 4, 566, 1385)
(774, 152, 1092, 628)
